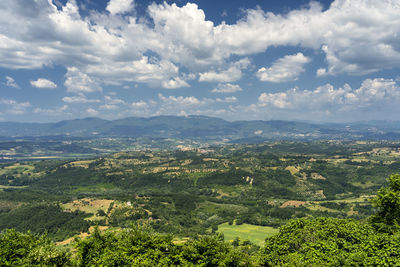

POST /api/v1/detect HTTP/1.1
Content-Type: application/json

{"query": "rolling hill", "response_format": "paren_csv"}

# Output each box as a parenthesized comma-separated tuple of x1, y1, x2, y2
(1, 116, 400, 142)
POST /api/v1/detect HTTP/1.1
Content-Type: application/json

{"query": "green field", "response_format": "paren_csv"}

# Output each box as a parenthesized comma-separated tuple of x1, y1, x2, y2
(0, 185, 27, 191)
(217, 222, 279, 246)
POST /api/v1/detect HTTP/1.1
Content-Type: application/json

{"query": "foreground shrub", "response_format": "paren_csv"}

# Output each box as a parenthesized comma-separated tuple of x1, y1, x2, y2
(75, 226, 253, 266)
(261, 217, 400, 266)
(0, 229, 70, 266)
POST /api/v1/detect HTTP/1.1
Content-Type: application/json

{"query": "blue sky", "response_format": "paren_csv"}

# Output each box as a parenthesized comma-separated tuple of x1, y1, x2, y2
(1, 0, 400, 122)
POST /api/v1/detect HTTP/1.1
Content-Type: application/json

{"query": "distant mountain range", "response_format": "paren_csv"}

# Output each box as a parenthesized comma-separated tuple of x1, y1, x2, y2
(1, 116, 400, 142)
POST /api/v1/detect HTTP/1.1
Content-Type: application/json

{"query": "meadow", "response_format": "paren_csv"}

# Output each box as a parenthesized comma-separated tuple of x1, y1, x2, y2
(217, 222, 279, 246)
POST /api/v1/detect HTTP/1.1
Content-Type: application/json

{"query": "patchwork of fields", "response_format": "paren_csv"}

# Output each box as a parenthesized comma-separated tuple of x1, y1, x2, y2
(0, 140, 399, 245)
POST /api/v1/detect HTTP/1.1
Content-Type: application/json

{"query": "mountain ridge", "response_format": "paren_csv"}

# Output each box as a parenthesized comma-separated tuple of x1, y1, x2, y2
(1, 115, 400, 141)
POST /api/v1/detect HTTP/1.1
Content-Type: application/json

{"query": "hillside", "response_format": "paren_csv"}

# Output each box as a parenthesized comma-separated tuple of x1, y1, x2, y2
(1, 141, 399, 240)
(1, 140, 400, 265)
(2, 171, 400, 266)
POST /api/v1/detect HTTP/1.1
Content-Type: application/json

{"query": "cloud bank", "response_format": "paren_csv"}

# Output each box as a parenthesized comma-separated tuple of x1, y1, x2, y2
(1, 0, 399, 91)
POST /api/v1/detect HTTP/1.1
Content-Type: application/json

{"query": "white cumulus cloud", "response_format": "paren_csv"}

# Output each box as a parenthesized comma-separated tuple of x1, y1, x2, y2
(5, 76, 18, 88)
(0, 0, 399, 96)
(62, 96, 101, 104)
(257, 78, 400, 120)
(99, 104, 119, 110)
(162, 77, 190, 89)
(199, 67, 242, 83)
(316, 68, 327, 77)
(106, 0, 135, 15)
(257, 53, 310, 82)
(104, 95, 125, 105)
(30, 78, 57, 89)
(199, 58, 250, 83)
(211, 83, 243, 93)
(0, 98, 30, 115)
(216, 96, 238, 103)
(34, 105, 69, 116)
(131, 100, 148, 109)
(64, 67, 101, 94)
(158, 94, 204, 106)
(86, 108, 99, 116)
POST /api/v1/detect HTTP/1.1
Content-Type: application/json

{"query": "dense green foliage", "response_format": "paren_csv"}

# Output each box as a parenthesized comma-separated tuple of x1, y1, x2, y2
(75, 226, 252, 266)
(259, 176, 400, 266)
(2, 173, 400, 265)
(76, 227, 180, 266)
(2, 141, 400, 240)
(0, 204, 90, 241)
(0, 229, 70, 266)
(262, 217, 400, 266)
(371, 173, 400, 228)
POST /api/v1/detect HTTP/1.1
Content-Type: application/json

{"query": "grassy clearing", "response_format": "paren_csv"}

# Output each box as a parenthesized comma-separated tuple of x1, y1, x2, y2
(65, 160, 95, 169)
(172, 237, 190, 245)
(0, 200, 21, 210)
(0, 164, 35, 177)
(285, 166, 300, 175)
(56, 226, 111, 247)
(347, 205, 358, 216)
(326, 158, 348, 164)
(217, 222, 279, 247)
(4, 164, 34, 170)
(351, 181, 379, 189)
(307, 204, 340, 213)
(0, 185, 27, 189)
(62, 198, 114, 221)
(71, 183, 118, 194)
(329, 195, 374, 204)
(280, 200, 307, 208)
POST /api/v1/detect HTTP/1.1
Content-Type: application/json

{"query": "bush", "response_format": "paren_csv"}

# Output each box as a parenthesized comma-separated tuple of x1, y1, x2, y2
(371, 173, 400, 229)
(261, 217, 400, 266)
(75, 226, 181, 266)
(0, 229, 70, 266)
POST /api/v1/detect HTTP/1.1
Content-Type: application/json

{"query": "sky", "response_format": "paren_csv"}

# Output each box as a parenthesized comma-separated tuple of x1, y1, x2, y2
(1, 0, 400, 123)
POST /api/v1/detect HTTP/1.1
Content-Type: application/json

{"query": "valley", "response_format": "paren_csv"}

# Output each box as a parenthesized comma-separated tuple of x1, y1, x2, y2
(1, 140, 399, 246)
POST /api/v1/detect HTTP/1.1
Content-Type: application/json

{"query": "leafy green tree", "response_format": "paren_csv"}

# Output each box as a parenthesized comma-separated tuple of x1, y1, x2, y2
(75, 226, 182, 266)
(181, 234, 253, 266)
(75, 226, 253, 266)
(371, 173, 400, 228)
(0, 229, 70, 266)
(261, 217, 400, 266)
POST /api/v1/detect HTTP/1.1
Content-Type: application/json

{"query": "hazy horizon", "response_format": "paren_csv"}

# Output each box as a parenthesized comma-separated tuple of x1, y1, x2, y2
(2, 114, 400, 125)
